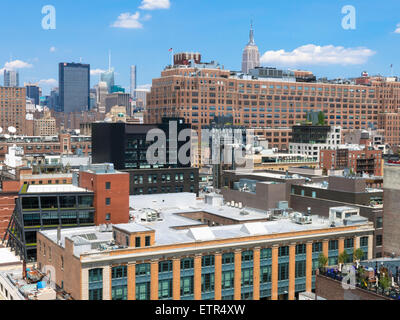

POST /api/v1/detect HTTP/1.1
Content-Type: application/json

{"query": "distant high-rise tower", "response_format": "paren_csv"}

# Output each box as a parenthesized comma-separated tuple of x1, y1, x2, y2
(4, 70, 19, 87)
(101, 51, 115, 94)
(130, 65, 137, 100)
(59, 62, 90, 113)
(25, 83, 41, 105)
(241, 22, 260, 74)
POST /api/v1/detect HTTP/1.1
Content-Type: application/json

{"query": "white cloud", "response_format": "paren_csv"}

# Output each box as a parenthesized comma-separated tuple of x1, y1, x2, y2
(50, 46, 56, 53)
(2, 59, 33, 71)
(260, 44, 376, 66)
(394, 23, 400, 34)
(139, 0, 170, 10)
(111, 12, 143, 29)
(90, 68, 107, 76)
(39, 78, 58, 86)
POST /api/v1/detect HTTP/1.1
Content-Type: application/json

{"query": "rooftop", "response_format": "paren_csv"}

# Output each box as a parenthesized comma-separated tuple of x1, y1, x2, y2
(22, 184, 91, 194)
(40, 193, 373, 258)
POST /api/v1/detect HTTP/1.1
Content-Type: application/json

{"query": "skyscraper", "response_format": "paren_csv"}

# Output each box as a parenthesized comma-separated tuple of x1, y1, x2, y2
(101, 70, 115, 94)
(4, 70, 19, 87)
(130, 65, 137, 100)
(241, 22, 260, 74)
(25, 83, 41, 105)
(59, 62, 90, 113)
(101, 51, 115, 93)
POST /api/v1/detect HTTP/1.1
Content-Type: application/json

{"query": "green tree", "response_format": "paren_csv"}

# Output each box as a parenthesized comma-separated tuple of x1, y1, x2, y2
(353, 248, 364, 262)
(379, 274, 391, 291)
(338, 250, 349, 265)
(318, 111, 326, 125)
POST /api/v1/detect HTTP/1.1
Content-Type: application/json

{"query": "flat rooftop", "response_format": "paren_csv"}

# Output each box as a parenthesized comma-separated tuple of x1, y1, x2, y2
(225, 170, 306, 180)
(0, 248, 21, 266)
(24, 184, 91, 194)
(40, 193, 373, 258)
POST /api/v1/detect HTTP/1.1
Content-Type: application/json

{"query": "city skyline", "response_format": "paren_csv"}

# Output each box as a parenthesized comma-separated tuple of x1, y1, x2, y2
(0, 0, 400, 95)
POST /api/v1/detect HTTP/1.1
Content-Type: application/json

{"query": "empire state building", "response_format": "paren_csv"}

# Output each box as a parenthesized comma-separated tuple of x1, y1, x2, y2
(241, 23, 260, 74)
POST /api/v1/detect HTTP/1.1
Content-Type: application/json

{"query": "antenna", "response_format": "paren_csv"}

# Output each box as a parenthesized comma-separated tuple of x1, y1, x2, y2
(108, 50, 111, 72)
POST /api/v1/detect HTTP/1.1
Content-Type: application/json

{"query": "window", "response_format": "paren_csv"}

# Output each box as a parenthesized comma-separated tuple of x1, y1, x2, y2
(202, 255, 215, 267)
(89, 268, 103, 282)
(241, 250, 253, 261)
(296, 244, 306, 255)
(135, 237, 141, 248)
(295, 261, 306, 278)
(376, 235, 383, 246)
(222, 253, 234, 264)
(159, 279, 172, 300)
(344, 238, 354, 249)
(376, 217, 383, 229)
(180, 276, 194, 296)
(105, 182, 111, 190)
(261, 266, 272, 283)
(278, 263, 289, 280)
(89, 288, 102, 300)
(222, 271, 234, 289)
(201, 273, 214, 293)
(106, 213, 111, 221)
(278, 246, 289, 257)
(241, 268, 253, 286)
(112, 266, 127, 279)
(313, 242, 322, 253)
(159, 261, 173, 273)
(136, 263, 150, 276)
(112, 286, 127, 300)
(181, 258, 194, 270)
(329, 240, 338, 251)
(105, 198, 111, 206)
(261, 248, 272, 260)
(145, 236, 151, 247)
(360, 236, 369, 247)
(136, 283, 150, 300)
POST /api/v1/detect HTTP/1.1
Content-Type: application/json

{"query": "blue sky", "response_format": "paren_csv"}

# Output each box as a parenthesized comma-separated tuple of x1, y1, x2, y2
(1, 0, 400, 95)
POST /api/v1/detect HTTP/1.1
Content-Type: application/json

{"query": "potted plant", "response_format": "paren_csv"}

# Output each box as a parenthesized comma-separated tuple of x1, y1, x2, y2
(318, 253, 328, 274)
(338, 250, 349, 272)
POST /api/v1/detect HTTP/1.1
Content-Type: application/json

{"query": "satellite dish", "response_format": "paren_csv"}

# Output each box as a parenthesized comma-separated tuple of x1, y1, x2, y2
(8, 126, 16, 134)
(4, 134, 10, 139)
(0, 127, 3, 134)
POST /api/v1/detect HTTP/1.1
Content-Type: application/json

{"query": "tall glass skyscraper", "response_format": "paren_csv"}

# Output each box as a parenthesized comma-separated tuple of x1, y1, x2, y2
(101, 69, 115, 94)
(59, 62, 90, 113)
(130, 65, 137, 100)
(4, 70, 19, 87)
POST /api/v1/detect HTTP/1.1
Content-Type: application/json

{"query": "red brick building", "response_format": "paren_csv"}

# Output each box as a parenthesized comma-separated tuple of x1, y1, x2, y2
(320, 148, 383, 176)
(78, 164, 130, 225)
(0, 181, 20, 239)
(145, 56, 400, 147)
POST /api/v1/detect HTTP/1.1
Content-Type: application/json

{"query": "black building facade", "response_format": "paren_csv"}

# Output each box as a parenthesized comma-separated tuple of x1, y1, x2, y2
(92, 118, 199, 196)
